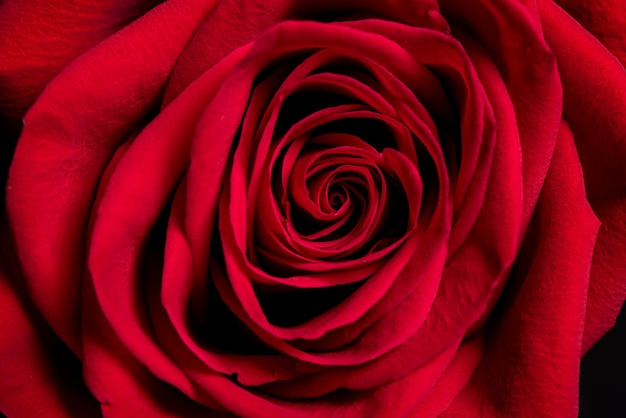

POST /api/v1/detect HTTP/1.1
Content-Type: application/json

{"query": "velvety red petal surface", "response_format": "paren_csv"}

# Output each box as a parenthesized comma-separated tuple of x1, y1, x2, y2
(0, 0, 159, 121)
(555, 0, 626, 66)
(6, 0, 219, 354)
(445, 122, 600, 417)
(538, 0, 626, 353)
(0, 217, 101, 418)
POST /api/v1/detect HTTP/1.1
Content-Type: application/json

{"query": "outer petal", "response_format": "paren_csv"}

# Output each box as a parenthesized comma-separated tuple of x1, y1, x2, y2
(0, 217, 100, 418)
(6, 0, 219, 354)
(0, 0, 159, 121)
(444, 122, 600, 417)
(81, 279, 224, 417)
(538, 0, 626, 352)
(440, 0, 562, 231)
(409, 334, 484, 417)
(554, 0, 626, 66)
(0, 0, 161, 183)
(163, 0, 447, 103)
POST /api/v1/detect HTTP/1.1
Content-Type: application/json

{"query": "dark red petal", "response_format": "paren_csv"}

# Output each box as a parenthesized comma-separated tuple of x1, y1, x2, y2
(6, 0, 218, 354)
(87, 45, 248, 401)
(444, 122, 600, 417)
(441, 0, 562, 230)
(0, 0, 158, 121)
(81, 280, 223, 416)
(0, 219, 100, 418)
(554, 0, 626, 67)
(409, 334, 484, 417)
(538, 0, 626, 352)
(164, 0, 447, 103)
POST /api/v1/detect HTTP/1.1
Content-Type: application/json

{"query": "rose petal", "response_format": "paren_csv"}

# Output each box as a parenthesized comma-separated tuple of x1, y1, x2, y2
(86, 43, 250, 398)
(440, 0, 562, 230)
(81, 279, 222, 416)
(341, 19, 497, 255)
(182, 336, 478, 417)
(444, 121, 600, 417)
(0, 0, 158, 120)
(164, 0, 448, 103)
(409, 334, 484, 417)
(538, 0, 626, 352)
(6, 0, 219, 353)
(554, 0, 626, 66)
(0, 218, 100, 418)
(156, 177, 311, 387)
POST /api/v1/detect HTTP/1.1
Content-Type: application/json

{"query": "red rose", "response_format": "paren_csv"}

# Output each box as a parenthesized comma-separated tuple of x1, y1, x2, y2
(1, 0, 625, 416)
